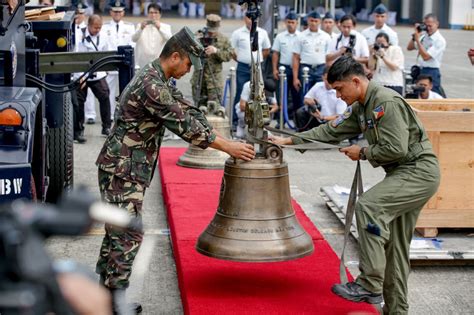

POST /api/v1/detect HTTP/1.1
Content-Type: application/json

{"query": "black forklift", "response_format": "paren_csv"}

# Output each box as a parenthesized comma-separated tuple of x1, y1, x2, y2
(0, 0, 134, 203)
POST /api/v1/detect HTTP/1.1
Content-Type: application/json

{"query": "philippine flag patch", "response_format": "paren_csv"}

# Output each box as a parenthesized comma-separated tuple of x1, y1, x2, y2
(373, 105, 385, 120)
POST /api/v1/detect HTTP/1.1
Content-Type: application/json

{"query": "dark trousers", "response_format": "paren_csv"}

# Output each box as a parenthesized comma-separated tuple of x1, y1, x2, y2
(74, 78, 111, 135)
(232, 62, 251, 126)
(295, 106, 323, 131)
(299, 63, 325, 99)
(420, 67, 444, 97)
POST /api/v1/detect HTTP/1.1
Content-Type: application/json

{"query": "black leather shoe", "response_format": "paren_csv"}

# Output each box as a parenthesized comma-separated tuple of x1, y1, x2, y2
(86, 118, 96, 124)
(74, 133, 87, 144)
(332, 282, 383, 304)
(101, 127, 110, 136)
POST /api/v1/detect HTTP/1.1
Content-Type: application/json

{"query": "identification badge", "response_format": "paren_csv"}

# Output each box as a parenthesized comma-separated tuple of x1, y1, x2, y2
(367, 119, 375, 129)
(359, 113, 366, 131)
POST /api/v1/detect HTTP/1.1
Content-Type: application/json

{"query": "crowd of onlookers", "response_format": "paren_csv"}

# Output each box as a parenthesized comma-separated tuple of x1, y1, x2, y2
(56, 0, 456, 141)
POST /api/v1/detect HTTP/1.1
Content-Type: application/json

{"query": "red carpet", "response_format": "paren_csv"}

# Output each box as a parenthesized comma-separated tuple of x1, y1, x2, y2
(159, 148, 377, 315)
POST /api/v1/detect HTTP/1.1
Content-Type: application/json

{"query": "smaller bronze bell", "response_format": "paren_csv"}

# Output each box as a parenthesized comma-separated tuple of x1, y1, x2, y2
(177, 102, 231, 169)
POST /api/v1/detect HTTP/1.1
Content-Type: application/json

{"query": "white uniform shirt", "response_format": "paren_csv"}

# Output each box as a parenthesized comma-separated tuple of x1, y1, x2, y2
(361, 23, 399, 46)
(304, 82, 347, 117)
(272, 30, 300, 66)
(102, 20, 136, 49)
(421, 90, 444, 99)
(372, 45, 404, 87)
(327, 31, 370, 59)
(416, 30, 446, 68)
(76, 28, 110, 81)
(74, 21, 87, 49)
(293, 29, 331, 65)
(231, 26, 271, 64)
(132, 22, 172, 68)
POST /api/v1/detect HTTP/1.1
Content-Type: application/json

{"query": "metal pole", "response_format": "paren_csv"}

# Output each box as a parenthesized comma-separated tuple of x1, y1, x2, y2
(302, 66, 310, 94)
(228, 66, 236, 135)
(278, 66, 286, 130)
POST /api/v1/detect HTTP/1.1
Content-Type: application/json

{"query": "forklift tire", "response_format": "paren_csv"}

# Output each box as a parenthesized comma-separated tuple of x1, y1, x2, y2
(46, 92, 74, 203)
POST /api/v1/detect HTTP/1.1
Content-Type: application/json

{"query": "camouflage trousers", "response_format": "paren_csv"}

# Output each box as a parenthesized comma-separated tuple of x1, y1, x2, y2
(191, 69, 223, 108)
(96, 169, 145, 289)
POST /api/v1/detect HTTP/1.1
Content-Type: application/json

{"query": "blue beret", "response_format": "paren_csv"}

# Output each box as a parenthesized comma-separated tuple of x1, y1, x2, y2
(301, 16, 308, 26)
(323, 12, 334, 20)
(334, 11, 345, 21)
(307, 11, 321, 19)
(285, 12, 298, 20)
(372, 3, 388, 14)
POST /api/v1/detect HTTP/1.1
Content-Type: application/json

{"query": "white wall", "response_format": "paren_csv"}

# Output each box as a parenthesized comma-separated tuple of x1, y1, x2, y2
(449, 0, 474, 27)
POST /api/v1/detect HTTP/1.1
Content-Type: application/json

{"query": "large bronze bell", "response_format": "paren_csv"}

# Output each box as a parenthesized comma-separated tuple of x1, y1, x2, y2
(177, 101, 231, 169)
(196, 146, 314, 262)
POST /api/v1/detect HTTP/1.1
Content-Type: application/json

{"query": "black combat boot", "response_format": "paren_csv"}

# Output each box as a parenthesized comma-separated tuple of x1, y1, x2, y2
(332, 281, 383, 304)
(108, 288, 143, 315)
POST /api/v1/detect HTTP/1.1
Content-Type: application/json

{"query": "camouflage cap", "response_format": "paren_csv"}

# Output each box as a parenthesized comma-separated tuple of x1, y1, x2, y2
(174, 26, 204, 71)
(206, 14, 221, 32)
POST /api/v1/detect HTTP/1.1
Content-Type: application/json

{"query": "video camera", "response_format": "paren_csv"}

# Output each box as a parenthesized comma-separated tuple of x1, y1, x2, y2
(196, 27, 216, 49)
(344, 34, 356, 55)
(0, 188, 139, 314)
(416, 23, 427, 32)
(238, 0, 263, 20)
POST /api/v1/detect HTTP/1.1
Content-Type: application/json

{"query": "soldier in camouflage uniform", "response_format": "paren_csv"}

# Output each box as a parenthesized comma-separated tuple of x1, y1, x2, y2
(271, 56, 440, 315)
(95, 26, 255, 314)
(191, 14, 233, 108)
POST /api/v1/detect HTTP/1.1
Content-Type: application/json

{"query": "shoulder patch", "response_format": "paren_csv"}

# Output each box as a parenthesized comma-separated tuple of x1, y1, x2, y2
(342, 105, 352, 119)
(331, 106, 352, 128)
(373, 105, 385, 120)
(159, 89, 173, 104)
(331, 115, 344, 128)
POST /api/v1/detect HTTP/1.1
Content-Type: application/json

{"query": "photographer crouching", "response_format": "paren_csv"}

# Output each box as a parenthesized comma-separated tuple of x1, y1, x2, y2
(295, 68, 347, 131)
(190, 14, 233, 108)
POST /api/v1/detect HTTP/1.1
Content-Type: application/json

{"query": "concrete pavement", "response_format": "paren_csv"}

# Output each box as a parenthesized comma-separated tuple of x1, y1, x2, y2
(45, 17, 474, 315)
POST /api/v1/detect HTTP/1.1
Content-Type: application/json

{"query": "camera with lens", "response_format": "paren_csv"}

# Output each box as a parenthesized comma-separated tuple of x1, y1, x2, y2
(405, 85, 425, 99)
(145, 20, 155, 25)
(308, 101, 322, 113)
(344, 34, 356, 55)
(416, 23, 427, 32)
(197, 27, 216, 49)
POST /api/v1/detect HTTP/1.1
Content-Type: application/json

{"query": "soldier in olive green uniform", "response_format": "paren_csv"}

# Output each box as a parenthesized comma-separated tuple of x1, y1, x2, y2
(95, 26, 255, 314)
(191, 14, 233, 107)
(271, 56, 440, 315)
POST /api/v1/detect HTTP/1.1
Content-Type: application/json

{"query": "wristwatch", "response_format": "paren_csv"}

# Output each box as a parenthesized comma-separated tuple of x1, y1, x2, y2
(359, 147, 367, 160)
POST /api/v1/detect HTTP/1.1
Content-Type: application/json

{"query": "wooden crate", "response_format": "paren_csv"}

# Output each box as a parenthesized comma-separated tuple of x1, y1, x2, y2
(407, 99, 474, 237)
